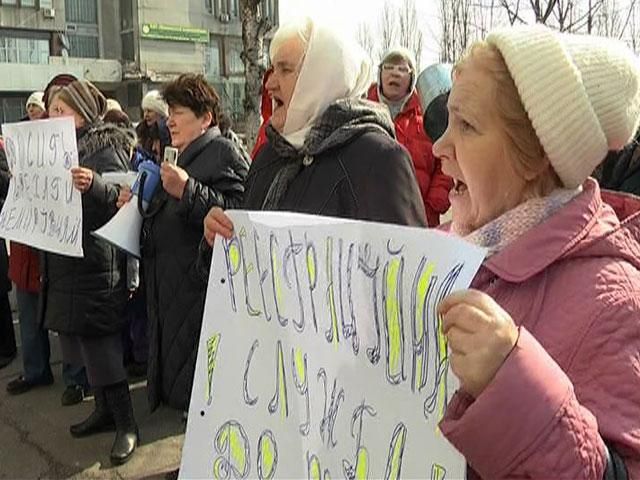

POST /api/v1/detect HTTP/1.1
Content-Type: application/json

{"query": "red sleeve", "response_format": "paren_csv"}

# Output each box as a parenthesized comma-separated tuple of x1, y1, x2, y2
(251, 123, 268, 160)
(425, 156, 453, 218)
(440, 296, 640, 479)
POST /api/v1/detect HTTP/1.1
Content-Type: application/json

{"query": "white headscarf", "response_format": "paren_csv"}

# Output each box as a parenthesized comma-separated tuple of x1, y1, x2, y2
(282, 19, 373, 148)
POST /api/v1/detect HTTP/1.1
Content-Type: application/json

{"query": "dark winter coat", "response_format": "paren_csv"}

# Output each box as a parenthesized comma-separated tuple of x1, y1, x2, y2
(244, 101, 427, 227)
(42, 123, 135, 337)
(597, 132, 640, 195)
(144, 128, 248, 412)
(0, 146, 12, 294)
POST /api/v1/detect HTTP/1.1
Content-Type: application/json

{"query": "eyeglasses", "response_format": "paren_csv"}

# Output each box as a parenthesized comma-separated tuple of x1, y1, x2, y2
(382, 64, 412, 75)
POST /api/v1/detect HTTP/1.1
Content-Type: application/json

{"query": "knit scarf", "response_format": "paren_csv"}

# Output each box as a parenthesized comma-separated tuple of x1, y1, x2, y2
(464, 188, 581, 256)
(261, 98, 395, 210)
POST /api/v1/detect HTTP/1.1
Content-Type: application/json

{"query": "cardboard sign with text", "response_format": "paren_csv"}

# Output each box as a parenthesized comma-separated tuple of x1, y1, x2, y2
(182, 211, 486, 479)
(0, 117, 82, 257)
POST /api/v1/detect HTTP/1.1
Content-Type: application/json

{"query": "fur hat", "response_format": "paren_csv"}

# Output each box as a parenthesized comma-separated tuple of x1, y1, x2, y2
(486, 25, 640, 188)
(380, 47, 418, 93)
(141, 90, 168, 117)
(26, 92, 45, 111)
(60, 80, 107, 125)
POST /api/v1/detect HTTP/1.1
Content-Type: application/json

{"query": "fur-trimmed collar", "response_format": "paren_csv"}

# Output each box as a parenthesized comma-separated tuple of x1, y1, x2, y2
(77, 122, 136, 163)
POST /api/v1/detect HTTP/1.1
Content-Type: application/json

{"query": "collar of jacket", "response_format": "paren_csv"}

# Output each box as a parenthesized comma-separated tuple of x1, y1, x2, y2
(475, 178, 640, 283)
(76, 122, 135, 165)
(367, 83, 422, 118)
(177, 127, 221, 168)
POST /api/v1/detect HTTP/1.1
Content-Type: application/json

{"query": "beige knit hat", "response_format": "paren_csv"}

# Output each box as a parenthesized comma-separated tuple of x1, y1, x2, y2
(486, 25, 640, 188)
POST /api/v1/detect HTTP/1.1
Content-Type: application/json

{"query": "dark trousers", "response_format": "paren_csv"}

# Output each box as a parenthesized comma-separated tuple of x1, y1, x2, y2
(17, 288, 88, 387)
(0, 292, 16, 358)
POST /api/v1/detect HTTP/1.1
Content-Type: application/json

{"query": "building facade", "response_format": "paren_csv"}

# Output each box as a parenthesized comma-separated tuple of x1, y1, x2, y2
(0, 0, 278, 127)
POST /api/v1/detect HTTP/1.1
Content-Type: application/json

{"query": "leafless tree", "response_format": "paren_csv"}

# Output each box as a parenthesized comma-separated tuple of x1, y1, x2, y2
(356, 22, 378, 66)
(397, 0, 424, 70)
(439, 0, 474, 62)
(239, 0, 273, 148)
(378, 1, 398, 61)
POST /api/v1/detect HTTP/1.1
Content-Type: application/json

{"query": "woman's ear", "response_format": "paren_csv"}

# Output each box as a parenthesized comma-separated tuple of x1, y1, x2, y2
(522, 155, 552, 181)
(201, 111, 213, 130)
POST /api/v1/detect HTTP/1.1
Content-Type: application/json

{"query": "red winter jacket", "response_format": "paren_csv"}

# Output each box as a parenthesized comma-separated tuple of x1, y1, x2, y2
(251, 68, 273, 160)
(367, 85, 453, 226)
(1, 129, 40, 292)
(8, 242, 40, 293)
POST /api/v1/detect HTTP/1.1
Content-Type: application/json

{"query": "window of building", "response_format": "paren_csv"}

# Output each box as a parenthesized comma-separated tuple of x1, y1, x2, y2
(205, 0, 213, 14)
(67, 34, 99, 58)
(1, 0, 18, 5)
(121, 32, 134, 61)
(259, 0, 276, 22)
(226, 37, 243, 75)
(229, 0, 238, 17)
(120, 0, 134, 31)
(21, 0, 37, 6)
(231, 82, 244, 121)
(205, 36, 222, 78)
(65, 0, 98, 24)
(0, 96, 28, 127)
(0, 36, 49, 64)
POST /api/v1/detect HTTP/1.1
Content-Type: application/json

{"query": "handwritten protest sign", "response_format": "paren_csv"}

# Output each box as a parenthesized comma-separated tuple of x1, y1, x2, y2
(182, 211, 487, 479)
(0, 117, 82, 257)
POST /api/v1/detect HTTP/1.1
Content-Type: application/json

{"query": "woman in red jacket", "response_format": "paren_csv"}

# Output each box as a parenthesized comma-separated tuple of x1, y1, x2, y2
(367, 48, 453, 227)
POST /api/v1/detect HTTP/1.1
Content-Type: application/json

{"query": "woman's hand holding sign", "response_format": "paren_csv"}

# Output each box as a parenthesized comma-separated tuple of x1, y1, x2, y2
(71, 167, 94, 193)
(438, 289, 519, 398)
(204, 207, 234, 247)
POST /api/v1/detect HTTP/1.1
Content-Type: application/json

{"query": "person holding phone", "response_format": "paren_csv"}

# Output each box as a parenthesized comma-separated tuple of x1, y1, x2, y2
(117, 74, 249, 414)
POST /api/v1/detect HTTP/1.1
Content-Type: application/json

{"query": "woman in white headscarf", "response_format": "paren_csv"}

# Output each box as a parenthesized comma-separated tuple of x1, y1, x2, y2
(203, 17, 426, 249)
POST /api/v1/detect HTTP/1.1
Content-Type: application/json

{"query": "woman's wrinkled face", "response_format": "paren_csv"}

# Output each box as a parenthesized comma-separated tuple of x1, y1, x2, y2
(266, 36, 305, 132)
(48, 95, 85, 129)
(143, 109, 160, 127)
(432, 58, 528, 235)
(27, 104, 45, 121)
(380, 60, 412, 101)
(167, 104, 212, 153)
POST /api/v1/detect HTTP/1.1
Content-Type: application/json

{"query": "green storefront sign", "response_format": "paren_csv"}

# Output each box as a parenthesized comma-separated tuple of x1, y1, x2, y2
(141, 23, 209, 43)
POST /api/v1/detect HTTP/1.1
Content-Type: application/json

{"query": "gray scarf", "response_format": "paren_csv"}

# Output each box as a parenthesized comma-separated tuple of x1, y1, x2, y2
(262, 98, 395, 210)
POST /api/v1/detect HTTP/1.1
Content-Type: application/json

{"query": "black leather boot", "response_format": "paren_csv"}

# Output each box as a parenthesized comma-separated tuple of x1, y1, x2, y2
(104, 381, 139, 465)
(70, 387, 115, 438)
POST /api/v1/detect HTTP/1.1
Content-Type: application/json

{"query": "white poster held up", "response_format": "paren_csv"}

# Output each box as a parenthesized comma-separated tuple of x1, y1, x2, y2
(0, 117, 83, 257)
(181, 211, 487, 479)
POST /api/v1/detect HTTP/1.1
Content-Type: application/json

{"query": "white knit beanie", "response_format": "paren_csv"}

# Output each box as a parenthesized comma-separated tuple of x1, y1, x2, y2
(26, 91, 45, 111)
(486, 25, 640, 188)
(141, 89, 168, 117)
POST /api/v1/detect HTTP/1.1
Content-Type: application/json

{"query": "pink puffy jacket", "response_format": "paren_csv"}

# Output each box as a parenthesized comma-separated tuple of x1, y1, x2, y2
(440, 179, 640, 478)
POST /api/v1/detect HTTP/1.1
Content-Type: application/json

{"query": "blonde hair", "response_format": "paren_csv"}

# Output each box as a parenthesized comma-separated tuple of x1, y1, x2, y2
(269, 17, 313, 62)
(455, 42, 562, 199)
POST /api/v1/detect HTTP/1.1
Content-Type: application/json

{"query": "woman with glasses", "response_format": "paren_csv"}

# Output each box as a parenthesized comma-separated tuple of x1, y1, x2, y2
(367, 48, 454, 227)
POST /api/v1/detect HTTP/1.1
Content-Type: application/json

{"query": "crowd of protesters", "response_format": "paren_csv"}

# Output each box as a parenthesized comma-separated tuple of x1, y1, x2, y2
(0, 15, 638, 478)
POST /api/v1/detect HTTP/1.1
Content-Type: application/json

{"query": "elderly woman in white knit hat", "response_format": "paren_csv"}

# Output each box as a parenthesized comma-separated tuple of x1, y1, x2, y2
(141, 89, 167, 127)
(25, 91, 45, 120)
(433, 25, 640, 478)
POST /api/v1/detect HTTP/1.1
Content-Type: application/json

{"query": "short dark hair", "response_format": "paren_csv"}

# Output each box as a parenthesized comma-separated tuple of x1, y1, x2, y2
(162, 74, 221, 126)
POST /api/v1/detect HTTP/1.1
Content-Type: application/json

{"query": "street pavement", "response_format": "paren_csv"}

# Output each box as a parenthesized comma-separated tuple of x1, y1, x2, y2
(0, 297, 185, 480)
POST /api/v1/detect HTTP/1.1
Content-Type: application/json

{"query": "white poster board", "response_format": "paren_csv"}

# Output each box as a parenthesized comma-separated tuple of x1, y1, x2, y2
(0, 117, 83, 257)
(182, 211, 487, 479)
